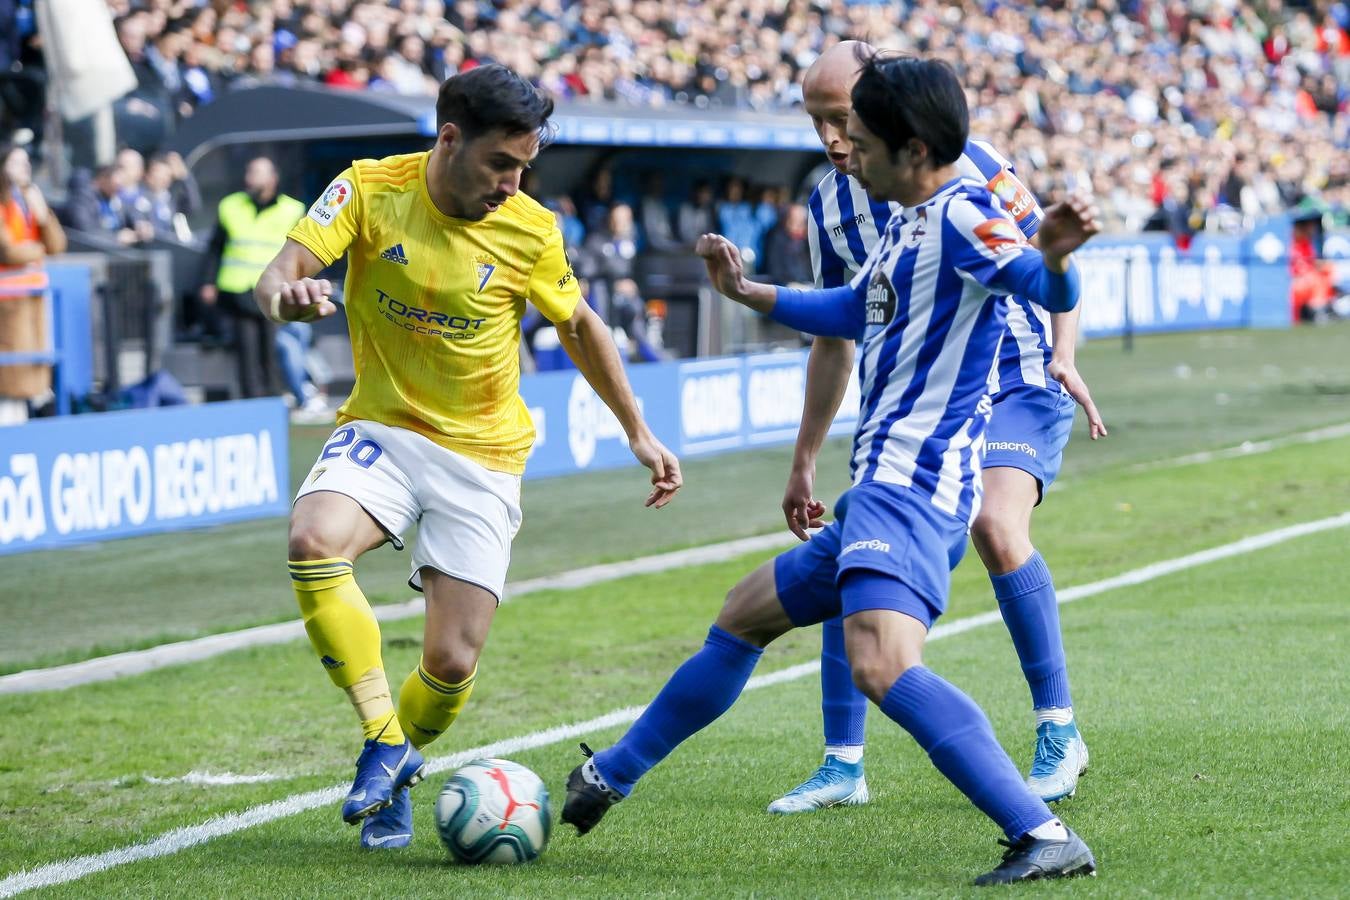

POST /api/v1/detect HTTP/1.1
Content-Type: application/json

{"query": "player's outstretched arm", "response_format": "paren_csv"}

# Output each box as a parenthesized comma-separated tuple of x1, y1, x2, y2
(1048, 306, 1107, 440)
(784, 337, 854, 540)
(254, 239, 338, 323)
(555, 302, 682, 509)
(695, 234, 865, 339)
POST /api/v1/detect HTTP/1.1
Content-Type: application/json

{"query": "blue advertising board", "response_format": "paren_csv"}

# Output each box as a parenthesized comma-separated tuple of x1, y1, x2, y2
(518, 350, 860, 481)
(0, 399, 289, 555)
(1075, 220, 1292, 338)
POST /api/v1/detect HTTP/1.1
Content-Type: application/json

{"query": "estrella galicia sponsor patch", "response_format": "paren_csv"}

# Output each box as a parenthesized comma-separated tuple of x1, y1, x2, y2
(866, 271, 897, 326)
(972, 218, 1025, 255)
(308, 178, 353, 227)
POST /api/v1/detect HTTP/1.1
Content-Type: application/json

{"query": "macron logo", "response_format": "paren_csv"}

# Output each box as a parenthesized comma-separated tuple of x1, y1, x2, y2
(985, 440, 1038, 458)
(380, 243, 410, 265)
(841, 538, 891, 556)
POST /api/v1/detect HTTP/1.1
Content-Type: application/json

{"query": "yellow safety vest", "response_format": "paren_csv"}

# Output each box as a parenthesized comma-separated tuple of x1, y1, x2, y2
(215, 191, 306, 293)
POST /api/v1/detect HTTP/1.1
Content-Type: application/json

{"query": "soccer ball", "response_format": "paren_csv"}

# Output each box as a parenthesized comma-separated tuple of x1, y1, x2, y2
(436, 758, 552, 864)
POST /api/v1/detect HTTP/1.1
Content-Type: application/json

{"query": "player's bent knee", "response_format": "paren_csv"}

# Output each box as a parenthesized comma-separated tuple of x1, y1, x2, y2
(420, 645, 480, 685)
(970, 513, 1030, 573)
(849, 652, 916, 704)
(287, 520, 345, 562)
(715, 568, 786, 648)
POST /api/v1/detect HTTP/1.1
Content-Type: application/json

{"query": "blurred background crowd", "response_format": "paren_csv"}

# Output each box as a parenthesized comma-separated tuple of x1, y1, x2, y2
(3, 0, 1348, 231)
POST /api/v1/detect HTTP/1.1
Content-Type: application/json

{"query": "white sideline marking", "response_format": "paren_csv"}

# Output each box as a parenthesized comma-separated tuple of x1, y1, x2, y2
(8, 419, 1350, 695)
(3, 508, 1348, 898)
(1130, 421, 1350, 472)
(0, 532, 795, 695)
(138, 771, 294, 787)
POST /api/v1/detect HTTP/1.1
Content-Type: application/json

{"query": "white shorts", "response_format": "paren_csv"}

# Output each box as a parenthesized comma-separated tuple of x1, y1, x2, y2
(295, 420, 523, 599)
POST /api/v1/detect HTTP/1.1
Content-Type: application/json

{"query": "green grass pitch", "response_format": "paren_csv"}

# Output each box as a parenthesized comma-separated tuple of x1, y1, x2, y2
(2, 324, 1350, 895)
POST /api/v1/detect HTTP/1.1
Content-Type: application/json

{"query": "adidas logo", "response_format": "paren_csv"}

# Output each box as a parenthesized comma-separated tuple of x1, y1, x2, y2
(380, 243, 409, 265)
(320, 655, 345, 670)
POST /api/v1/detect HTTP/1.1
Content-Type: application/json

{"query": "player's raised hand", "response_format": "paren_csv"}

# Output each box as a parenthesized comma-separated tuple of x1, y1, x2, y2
(1048, 357, 1108, 440)
(695, 234, 751, 302)
(782, 464, 826, 541)
(629, 431, 683, 508)
(271, 277, 337, 322)
(1037, 190, 1102, 262)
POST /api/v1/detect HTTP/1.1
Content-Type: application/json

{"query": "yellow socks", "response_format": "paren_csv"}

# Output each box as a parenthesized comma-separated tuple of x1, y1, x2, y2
(398, 660, 477, 749)
(289, 557, 406, 746)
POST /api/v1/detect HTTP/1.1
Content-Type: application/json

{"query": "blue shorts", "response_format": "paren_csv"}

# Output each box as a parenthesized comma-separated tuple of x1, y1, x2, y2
(774, 481, 969, 630)
(983, 385, 1077, 500)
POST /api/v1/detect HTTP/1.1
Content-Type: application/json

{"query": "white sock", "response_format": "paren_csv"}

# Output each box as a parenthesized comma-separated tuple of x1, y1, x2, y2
(1035, 707, 1074, 727)
(824, 745, 864, 765)
(1027, 818, 1069, 841)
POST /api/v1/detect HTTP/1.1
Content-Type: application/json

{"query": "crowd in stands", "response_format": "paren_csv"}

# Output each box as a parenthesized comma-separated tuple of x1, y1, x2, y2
(8, 0, 1345, 232)
(62, 147, 201, 246)
(3, 1, 1349, 232)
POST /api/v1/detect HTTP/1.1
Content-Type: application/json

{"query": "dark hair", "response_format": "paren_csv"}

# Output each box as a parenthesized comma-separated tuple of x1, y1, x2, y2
(849, 51, 968, 166)
(435, 64, 555, 145)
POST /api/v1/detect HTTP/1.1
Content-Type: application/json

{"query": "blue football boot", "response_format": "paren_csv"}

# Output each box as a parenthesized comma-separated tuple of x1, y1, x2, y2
(767, 755, 870, 815)
(1026, 721, 1089, 803)
(360, 786, 413, 849)
(342, 738, 425, 824)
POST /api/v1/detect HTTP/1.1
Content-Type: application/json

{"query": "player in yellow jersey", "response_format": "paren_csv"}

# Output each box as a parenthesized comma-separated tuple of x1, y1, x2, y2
(253, 65, 682, 850)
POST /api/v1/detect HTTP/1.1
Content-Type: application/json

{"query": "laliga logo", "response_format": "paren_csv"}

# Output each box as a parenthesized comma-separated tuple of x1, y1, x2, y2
(322, 182, 349, 207)
(567, 376, 633, 468)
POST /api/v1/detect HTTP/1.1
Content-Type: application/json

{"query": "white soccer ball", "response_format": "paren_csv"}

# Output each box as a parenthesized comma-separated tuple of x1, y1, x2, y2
(436, 758, 552, 864)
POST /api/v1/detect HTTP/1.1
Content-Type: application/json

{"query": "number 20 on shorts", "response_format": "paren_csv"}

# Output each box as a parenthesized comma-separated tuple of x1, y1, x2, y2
(320, 427, 384, 469)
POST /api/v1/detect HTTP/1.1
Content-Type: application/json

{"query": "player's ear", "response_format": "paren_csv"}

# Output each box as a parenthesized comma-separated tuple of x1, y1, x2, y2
(438, 122, 462, 152)
(904, 137, 930, 166)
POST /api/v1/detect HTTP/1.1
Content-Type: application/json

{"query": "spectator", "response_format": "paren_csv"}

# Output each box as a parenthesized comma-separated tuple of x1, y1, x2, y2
(638, 172, 679, 251)
(677, 179, 716, 245)
(0, 142, 67, 425)
(578, 166, 616, 237)
(545, 195, 585, 250)
(276, 320, 334, 423)
(1290, 212, 1336, 322)
(760, 202, 813, 287)
(64, 164, 148, 245)
(579, 202, 640, 311)
(198, 156, 305, 399)
(132, 151, 200, 241)
(717, 176, 764, 269)
(608, 277, 666, 363)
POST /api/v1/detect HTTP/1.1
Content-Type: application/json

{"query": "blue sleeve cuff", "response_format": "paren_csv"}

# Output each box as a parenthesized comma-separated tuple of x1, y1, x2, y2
(770, 284, 866, 339)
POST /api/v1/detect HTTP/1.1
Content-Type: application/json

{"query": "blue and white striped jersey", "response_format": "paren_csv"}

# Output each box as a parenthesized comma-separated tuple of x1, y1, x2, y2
(842, 178, 1036, 523)
(807, 139, 1055, 394)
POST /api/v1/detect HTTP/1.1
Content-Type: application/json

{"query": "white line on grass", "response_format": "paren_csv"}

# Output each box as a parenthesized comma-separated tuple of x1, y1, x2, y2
(0, 532, 796, 695)
(1129, 420, 1350, 472)
(4, 508, 1348, 898)
(138, 772, 295, 787)
(8, 418, 1350, 695)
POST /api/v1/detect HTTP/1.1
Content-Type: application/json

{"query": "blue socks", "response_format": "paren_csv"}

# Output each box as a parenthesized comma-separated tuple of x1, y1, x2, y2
(991, 551, 1073, 710)
(820, 615, 867, 749)
(880, 665, 1054, 840)
(594, 626, 763, 796)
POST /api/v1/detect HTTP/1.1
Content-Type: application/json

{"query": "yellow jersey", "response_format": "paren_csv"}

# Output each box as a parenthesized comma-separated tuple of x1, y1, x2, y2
(288, 151, 581, 475)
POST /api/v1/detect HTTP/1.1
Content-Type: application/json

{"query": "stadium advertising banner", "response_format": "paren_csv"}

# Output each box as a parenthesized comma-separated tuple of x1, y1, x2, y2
(1076, 222, 1292, 337)
(520, 350, 860, 479)
(0, 399, 289, 555)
